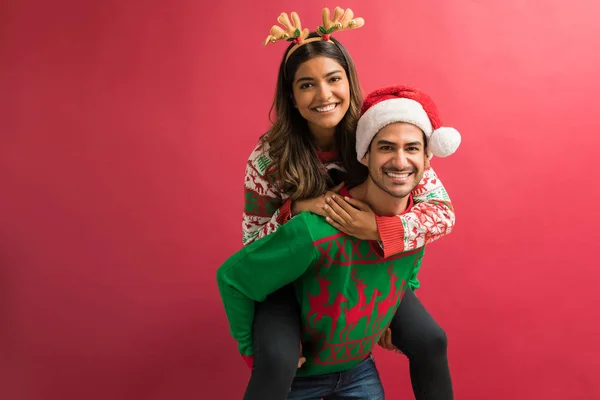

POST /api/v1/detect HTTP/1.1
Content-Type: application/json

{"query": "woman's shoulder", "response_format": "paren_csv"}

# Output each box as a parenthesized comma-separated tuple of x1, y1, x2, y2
(247, 137, 275, 178)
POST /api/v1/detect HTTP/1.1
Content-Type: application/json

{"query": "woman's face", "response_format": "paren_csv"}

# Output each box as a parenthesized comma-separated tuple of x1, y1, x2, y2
(291, 56, 351, 136)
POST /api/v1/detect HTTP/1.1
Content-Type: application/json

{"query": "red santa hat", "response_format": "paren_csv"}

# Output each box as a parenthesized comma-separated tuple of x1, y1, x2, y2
(355, 85, 461, 161)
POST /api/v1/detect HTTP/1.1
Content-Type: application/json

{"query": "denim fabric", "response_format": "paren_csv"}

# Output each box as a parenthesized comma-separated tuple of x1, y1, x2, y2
(286, 355, 384, 400)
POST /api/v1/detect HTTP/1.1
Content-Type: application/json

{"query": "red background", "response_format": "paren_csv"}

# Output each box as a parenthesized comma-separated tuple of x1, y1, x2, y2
(2, 0, 600, 399)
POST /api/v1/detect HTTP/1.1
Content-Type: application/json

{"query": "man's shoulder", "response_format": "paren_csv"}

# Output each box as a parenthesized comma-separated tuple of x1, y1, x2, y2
(292, 212, 341, 240)
(236, 213, 318, 258)
(292, 212, 329, 229)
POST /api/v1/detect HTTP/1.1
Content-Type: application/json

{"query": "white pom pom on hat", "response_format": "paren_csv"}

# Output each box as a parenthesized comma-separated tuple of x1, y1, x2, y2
(356, 85, 461, 161)
(429, 127, 461, 158)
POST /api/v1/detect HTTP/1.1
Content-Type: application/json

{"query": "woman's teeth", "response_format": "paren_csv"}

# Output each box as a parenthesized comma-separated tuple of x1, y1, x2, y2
(315, 104, 337, 112)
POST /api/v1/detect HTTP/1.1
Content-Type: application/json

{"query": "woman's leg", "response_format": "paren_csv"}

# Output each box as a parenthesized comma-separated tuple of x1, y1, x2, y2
(390, 289, 453, 400)
(244, 284, 302, 400)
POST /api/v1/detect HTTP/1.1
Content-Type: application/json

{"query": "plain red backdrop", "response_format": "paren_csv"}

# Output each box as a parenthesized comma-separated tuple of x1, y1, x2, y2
(1, 0, 600, 399)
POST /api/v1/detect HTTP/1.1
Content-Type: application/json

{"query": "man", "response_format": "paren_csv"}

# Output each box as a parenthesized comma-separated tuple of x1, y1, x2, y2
(217, 85, 460, 399)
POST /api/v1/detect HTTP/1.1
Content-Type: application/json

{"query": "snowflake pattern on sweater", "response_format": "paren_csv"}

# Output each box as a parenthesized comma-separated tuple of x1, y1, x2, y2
(242, 140, 454, 256)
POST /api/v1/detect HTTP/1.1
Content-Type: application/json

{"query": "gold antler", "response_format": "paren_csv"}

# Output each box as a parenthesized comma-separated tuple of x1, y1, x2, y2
(317, 7, 365, 39)
(263, 12, 310, 46)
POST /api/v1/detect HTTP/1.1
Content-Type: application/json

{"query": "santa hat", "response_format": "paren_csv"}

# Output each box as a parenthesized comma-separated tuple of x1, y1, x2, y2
(355, 85, 461, 161)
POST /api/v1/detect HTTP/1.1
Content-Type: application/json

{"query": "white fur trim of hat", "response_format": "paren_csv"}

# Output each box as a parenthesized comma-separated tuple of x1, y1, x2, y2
(356, 86, 461, 161)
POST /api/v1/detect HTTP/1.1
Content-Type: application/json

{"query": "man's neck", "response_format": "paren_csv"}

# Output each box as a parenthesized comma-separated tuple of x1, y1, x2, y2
(349, 180, 410, 217)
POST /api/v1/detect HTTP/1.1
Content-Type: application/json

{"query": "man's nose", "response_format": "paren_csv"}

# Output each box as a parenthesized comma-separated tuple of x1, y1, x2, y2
(391, 151, 409, 169)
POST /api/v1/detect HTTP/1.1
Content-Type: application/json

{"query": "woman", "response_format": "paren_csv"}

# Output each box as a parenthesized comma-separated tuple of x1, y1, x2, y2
(241, 8, 454, 400)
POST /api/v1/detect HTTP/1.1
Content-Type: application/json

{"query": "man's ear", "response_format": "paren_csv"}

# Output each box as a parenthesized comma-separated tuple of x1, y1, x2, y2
(425, 150, 432, 169)
(360, 152, 369, 166)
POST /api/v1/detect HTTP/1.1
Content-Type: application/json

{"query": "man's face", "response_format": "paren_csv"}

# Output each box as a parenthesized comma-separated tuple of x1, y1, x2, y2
(363, 122, 429, 198)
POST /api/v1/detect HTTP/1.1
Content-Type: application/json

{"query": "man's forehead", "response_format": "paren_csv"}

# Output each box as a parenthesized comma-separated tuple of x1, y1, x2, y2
(374, 123, 424, 143)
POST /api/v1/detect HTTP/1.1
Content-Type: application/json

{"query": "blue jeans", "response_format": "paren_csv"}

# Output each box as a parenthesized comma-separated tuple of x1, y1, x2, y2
(286, 355, 384, 400)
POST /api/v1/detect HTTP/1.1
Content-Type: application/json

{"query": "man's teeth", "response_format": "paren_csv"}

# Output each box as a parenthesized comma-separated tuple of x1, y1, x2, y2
(315, 104, 336, 112)
(386, 172, 410, 178)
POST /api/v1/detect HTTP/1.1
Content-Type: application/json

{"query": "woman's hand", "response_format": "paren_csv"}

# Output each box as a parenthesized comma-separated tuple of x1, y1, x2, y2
(323, 195, 381, 241)
(291, 182, 345, 217)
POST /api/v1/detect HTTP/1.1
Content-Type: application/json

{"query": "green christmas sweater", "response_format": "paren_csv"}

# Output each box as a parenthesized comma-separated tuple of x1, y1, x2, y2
(217, 200, 424, 377)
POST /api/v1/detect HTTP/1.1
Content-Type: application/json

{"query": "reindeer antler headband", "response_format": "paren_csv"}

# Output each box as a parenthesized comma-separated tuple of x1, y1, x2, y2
(263, 7, 365, 64)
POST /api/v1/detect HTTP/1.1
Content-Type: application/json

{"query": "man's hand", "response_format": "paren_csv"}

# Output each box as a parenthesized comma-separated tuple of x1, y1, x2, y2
(298, 341, 307, 368)
(377, 327, 404, 354)
(323, 195, 380, 241)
